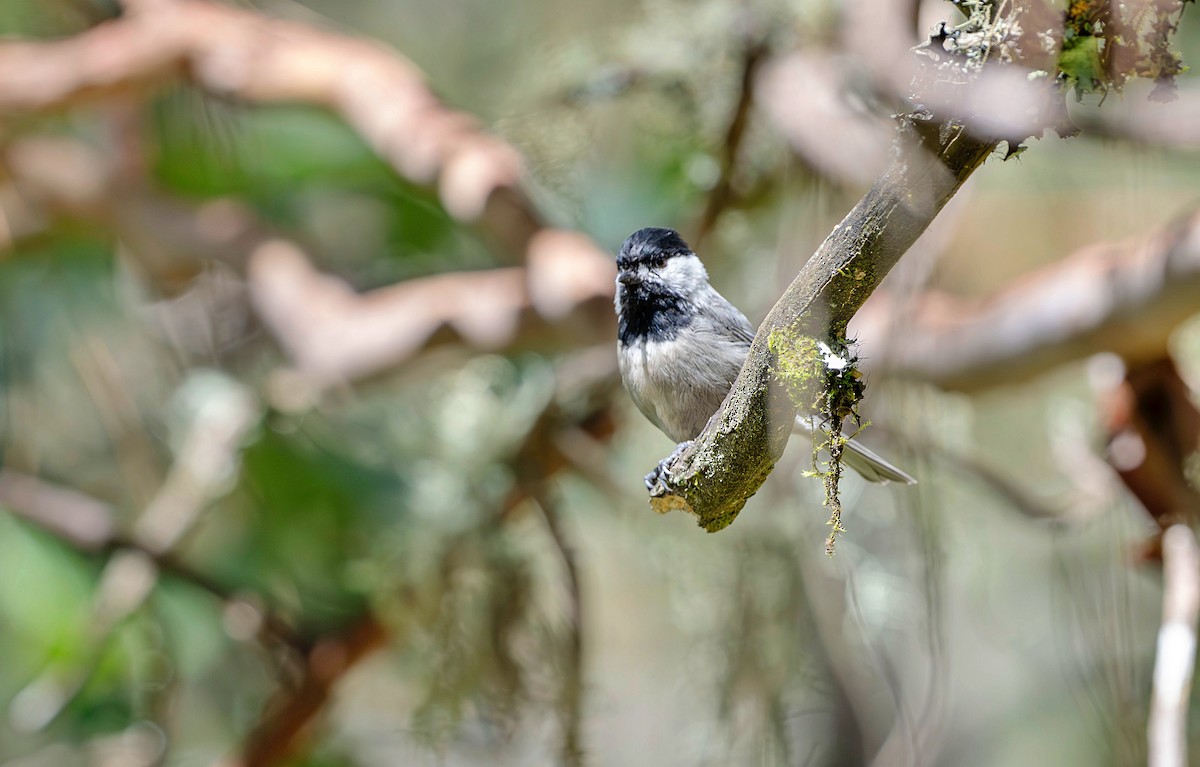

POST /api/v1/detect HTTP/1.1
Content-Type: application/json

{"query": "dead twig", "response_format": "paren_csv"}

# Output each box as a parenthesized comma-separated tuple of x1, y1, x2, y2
(692, 37, 768, 246)
(236, 614, 390, 767)
(1149, 524, 1200, 767)
(528, 483, 585, 767)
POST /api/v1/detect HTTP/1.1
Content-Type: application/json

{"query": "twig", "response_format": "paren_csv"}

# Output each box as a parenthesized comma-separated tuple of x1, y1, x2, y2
(2, 377, 263, 730)
(1148, 524, 1200, 767)
(692, 37, 767, 246)
(236, 614, 389, 767)
(529, 483, 585, 767)
(1, 468, 341, 757)
(0, 470, 117, 550)
(0, 385, 389, 764)
(0, 472, 308, 735)
(0, 469, 301, 647)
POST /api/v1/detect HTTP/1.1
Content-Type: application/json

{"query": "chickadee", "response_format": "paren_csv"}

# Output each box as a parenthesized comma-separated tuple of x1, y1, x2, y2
(614, 227, 915, 490)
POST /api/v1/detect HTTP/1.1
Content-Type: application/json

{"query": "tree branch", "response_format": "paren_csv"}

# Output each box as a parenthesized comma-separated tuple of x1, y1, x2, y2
(692, 36, 768, 246)
(758, 52, 894, 187)
(0, 1, 619, 384)
(1149, 524, 1200, 767)
(0, 139, 615, 385)
(0, 0, 532, 252)
(249, 232, 614, 385)
(853, 209, 1200, 392)
(651, 120, 997, 531)
(1095, 357, 1200, 541)
(237, 614, 389, 767)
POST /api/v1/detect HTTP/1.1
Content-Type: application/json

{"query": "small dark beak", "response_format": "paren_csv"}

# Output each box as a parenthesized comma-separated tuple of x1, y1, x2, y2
(617, 271, 642, 285)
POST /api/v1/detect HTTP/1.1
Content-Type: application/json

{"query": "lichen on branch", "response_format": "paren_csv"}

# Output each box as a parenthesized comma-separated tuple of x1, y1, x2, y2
(1056, 0, 1191, 100)
(769, 329, 867, 555)
(921, 0, 1191, 95)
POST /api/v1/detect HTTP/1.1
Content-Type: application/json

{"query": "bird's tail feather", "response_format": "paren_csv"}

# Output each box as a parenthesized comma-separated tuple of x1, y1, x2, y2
(840, 436, 917, 485)
(794, 416, 916, 485)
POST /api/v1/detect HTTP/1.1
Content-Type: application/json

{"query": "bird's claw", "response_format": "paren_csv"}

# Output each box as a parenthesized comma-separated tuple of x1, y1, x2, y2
(645, 440, 694, 495)
(643, 465, 669, 494)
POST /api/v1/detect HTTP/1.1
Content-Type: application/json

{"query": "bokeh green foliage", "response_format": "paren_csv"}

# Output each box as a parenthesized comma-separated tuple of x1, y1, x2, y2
(0, 0, 816, 754)
(2, 0, 1200, 766)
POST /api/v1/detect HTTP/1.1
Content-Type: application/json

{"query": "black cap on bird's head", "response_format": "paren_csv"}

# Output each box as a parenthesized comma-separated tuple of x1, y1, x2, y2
(617, 227, 693, 270)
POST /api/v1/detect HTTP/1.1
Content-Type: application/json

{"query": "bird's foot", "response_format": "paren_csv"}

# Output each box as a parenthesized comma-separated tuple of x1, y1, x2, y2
(645, 440, 694, 494)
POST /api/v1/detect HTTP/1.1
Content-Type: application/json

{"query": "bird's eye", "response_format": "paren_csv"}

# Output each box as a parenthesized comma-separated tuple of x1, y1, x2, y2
(652, 256, 668, 268)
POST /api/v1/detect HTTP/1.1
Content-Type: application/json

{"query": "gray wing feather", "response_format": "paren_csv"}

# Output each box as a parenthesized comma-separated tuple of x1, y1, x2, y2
(703, 291, 756, 346)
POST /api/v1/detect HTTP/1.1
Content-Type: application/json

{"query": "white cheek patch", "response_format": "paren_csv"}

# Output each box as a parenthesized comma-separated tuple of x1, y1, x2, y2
(658, 254, 708, 294)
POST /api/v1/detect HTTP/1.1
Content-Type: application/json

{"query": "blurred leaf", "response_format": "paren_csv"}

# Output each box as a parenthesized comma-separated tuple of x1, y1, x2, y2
(151, 95, 493, 280)
(0, 517, 97, 670)
(211, 427, 401, 628)
(150, 581, 228, 681)
(0, 0, 117, 37)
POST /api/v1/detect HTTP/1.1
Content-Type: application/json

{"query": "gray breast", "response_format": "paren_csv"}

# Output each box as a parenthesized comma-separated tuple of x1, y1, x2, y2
(620, 326, 749, 443)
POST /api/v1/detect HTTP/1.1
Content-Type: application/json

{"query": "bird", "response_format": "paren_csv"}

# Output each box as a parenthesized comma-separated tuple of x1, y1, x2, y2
(614, 226, 915, 491)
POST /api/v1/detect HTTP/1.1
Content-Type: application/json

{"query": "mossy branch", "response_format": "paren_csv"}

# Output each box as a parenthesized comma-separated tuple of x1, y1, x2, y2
(648, 118, 997, 531)
(769, 330, 867, 555)
(645, 0, 1191, 532)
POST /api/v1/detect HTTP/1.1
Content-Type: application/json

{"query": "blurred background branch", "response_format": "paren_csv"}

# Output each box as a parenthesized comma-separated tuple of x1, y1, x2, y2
(856, 208, 1200, 393)
(0, 0, 1199, 765)
(0, 138, 615, 385)
(1149, 524, 1200, 767)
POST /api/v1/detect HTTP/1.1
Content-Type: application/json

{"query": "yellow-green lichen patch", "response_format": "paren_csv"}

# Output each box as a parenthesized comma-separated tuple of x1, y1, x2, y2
(768, 329, 823, 412)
